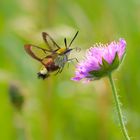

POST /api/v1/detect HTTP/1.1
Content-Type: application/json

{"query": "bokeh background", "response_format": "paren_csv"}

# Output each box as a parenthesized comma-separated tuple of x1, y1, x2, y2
(0, 0, 140, 139)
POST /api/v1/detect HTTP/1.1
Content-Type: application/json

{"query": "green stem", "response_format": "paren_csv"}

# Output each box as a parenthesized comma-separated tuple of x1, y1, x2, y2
(108, 73, 130, 140)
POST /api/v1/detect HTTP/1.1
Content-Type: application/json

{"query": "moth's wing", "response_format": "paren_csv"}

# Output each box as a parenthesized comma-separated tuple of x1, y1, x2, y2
(24, 44, 51, 62)
(42, 32, 61, 51)
(54, 55, 68, 67)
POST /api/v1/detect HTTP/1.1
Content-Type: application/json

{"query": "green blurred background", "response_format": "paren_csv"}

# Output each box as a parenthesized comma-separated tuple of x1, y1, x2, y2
(0, 0, 140, 139)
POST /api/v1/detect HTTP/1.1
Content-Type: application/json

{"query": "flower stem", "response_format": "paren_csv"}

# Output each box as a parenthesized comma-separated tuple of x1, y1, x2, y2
(108, 73, 130, 140)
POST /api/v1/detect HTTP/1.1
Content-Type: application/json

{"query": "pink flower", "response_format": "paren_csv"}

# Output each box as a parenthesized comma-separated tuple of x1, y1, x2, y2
(72, 38, 126, 82)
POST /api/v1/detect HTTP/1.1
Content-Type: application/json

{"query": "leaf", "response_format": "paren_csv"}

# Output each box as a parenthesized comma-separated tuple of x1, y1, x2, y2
(89, 53, 120, 78)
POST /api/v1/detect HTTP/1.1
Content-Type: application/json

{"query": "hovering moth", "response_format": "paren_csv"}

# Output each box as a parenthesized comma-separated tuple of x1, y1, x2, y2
(24, 31, 79, 79)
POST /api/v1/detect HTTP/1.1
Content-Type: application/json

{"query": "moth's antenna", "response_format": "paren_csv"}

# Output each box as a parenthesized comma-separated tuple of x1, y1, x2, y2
(64, 38, 67, 49)
(68, 31, 79, 48)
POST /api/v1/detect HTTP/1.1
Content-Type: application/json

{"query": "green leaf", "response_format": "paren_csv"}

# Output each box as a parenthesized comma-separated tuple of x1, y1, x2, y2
(110, 52, 120, 71)
(89, 53, 120, 78)
(101, 57, 110, 68)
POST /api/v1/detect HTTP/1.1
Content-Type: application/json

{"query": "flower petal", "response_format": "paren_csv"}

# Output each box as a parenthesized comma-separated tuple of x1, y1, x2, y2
(72, 38, 126, 82)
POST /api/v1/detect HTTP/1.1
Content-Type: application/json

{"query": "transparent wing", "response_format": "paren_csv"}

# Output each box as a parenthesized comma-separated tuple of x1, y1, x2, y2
(42, 32, 61, 51)
(54, 55, 68, 67)
(24, 44, 51, 62)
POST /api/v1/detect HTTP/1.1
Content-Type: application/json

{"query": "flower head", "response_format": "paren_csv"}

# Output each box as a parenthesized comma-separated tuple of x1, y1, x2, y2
(72, 38, 126, 82)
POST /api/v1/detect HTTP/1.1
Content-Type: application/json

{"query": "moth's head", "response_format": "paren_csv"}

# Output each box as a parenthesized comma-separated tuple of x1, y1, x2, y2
(56, 47, 67, 55)
(61, 31, 79, 55)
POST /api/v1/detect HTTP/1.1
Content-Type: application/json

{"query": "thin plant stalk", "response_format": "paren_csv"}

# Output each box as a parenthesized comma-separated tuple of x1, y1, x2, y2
(108, 73, 130, 140)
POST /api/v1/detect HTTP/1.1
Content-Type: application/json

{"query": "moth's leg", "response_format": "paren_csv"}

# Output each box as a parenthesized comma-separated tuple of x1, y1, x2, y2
(59, 65, 65, 73)
(67, 57, 79, 67)
(68, 57, 79, 63)
(54, 68, 61, 75)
